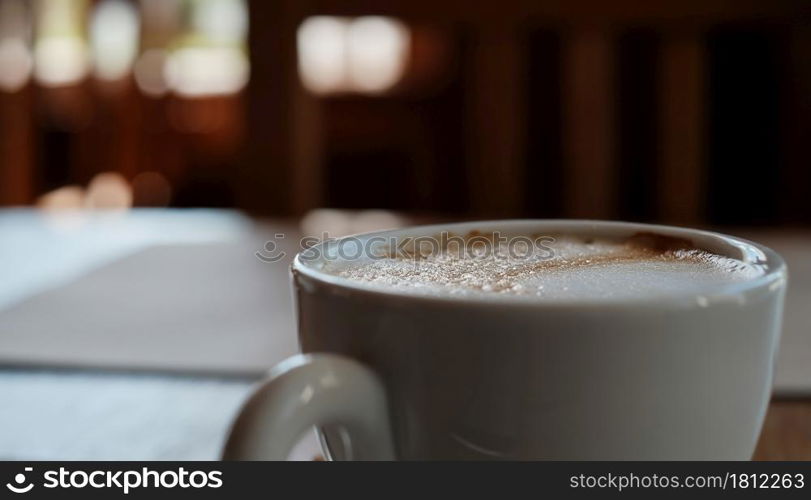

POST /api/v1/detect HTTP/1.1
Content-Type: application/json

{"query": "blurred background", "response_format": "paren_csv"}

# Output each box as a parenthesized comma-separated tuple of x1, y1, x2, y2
(0, 0, 808, 224)
(0, 0, 810, 461)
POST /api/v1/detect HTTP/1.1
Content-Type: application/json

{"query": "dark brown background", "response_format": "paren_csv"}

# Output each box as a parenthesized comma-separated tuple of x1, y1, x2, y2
(0, 0, 809, 460)
(1, 0, 809, 226)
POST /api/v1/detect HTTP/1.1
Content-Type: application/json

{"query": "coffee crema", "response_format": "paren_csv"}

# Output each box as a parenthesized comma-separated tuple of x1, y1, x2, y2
(318, 231, 765, 300)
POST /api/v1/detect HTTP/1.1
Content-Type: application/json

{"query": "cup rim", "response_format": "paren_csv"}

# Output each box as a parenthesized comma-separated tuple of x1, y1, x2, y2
(291, 219, 787, 309)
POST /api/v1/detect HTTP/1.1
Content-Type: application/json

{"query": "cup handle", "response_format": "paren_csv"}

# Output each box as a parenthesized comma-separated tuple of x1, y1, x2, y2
(221, 353, 395, 460)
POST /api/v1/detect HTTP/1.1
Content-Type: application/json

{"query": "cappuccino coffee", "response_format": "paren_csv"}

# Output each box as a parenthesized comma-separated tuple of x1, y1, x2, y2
(319, 231, 765, 300)
(227, 221, 785, 460)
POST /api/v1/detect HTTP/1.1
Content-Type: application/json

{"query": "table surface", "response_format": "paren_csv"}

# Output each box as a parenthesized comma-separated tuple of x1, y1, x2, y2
(754, 400, 811, 460)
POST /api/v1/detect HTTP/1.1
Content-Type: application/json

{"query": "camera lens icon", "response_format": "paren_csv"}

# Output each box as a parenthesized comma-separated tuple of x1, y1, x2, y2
(6, 467, 34, 494)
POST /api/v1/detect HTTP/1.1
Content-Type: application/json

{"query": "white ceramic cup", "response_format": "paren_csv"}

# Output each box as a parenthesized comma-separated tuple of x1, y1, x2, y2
(223, 220, 787, 460)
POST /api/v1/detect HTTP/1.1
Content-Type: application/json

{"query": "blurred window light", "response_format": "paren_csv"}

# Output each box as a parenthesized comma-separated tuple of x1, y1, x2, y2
(297, 16, 410, 95)
(36, 186, 89, 233)
(160, 0, 249, 98)
(0, 38, 33, 92)
(134, 0, 182, 98)
(165, 46, 248, 97)
(192, 0, 247, 45)
(34, 37, 89, 86)
(37, 173, 133, 213)
(85, 172, 133, 210)
(89, 0, 140, 81)
(133, 48, 169, 96)
(37, 185, 86, 211)
(297, 16, 350, 94)
(0, 0, 33, 92)
(346, 17, 409, 93)
(33, 0, 89, 87)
